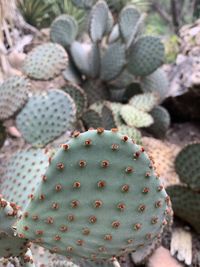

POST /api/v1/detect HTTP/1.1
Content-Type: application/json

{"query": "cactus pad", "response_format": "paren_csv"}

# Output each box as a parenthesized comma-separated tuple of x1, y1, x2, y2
(120, 105, 154, 128)
(0, 198, 29, 258)
(167, 185, 200, 233)
(82, 110, 102, 128)
(148, 106, 170, 139)
(50, 15, 78, 47)
(83, 81, 109, 105)
(62, 84, 87, 118)
(1, 149, 49, 210)
(102, 105, 116, 129)
(89, 1, 109, 42)
(129, 93, 159, 112)
(16, 129, 171, 261)
(100, 42, 126, 81)
(128, 36, 164, 76)
(175, 143, 200, 190)
(140, 69, 169, 102)
(16, 90, 76, 147)
(72, 0, 95, 9)
(71, 42, 100, 78)
(23, 43, 68, 80)
(0, 76, 30, 120)
(119, 5, 141, 46)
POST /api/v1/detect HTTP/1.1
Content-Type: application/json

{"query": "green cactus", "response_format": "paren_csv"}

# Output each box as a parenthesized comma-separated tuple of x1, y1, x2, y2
(1, 149, 49, 210)
(83, 81, 110, 105)
(16, 90, 76, 147)
(82, 109, 102, 128)
(127, 36, 165, 76)
(16, 129, 172, 261)
(167, 185, 200, 233)
(72, 0, 95, 9)
(0, 76, 30, 120)
(100, 42, 126, 81)
(62, 84, 88, 118)
(50, 15, 78, 48)
(101, 104, 117, 129)
(70, 42, 100, 78)
(0, 198, 30, 260)
(23, 43, 68, 80)
(140, 69, 169, 102)
(175, 143, 200, 191)
(120, 105, 154, 128)
(118, 125, 142, 145)
(119, 5, 141, 47)
(62, 61, 82, 85)
(147, 106, 171, 139)
(89, 1, 110, 42)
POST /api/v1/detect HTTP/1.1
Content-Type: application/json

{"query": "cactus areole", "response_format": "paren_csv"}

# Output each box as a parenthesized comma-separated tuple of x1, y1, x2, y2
(16, 129, 172, 261)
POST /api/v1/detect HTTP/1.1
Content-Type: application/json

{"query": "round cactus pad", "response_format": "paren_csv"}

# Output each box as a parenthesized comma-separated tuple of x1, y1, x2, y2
(22, 43, 68, 80)
(16, 129, 171, 261)
(16, 90, 76, 147)
(0, 76, 30, 120)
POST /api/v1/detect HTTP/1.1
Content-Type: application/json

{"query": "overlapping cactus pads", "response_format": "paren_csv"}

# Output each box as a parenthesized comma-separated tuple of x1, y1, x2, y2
(16, 129, 172, 261)
(0, 76, 30, 120)
(1, 149, 49, 210)
(23, 43, 68, 80)
(16, 90, 76, 147)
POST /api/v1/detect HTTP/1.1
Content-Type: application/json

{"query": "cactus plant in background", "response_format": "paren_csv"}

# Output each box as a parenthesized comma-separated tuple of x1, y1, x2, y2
(167, 143, 200, 234)
(16, 129, 172, 263)
(16, 90, 77, 147)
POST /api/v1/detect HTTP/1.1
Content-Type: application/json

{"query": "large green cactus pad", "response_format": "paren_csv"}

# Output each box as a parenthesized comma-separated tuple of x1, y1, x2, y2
(100, 42, 126, 81)
(127, 36, 164, 76)
(1, 149, 49, 210)
(0, 76, 30, 120)
(23, 43, 68, 80)
(50, 15, 78, 47)
(16, 129, 171, 261)
(120, 105, 154, 128)
(167, 185, 200, 233)
(16, 90, 76, 147)
(175, 143, 200, 190)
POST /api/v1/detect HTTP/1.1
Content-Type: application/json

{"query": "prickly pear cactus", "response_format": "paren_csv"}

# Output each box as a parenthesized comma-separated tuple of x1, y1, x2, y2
(148, 106, 171, 139)
(175, 143, 200, 191)
(82, 109, 102, 128)
(120, 105, 154, 128)
(128, 36, 164, 76)
(50, 15, 78, 47)
(129, 93, 159, 112)
(167, 185, 200, 233)
(1, 149, 49, 210)
(0, 76, 30, 120)
(23, 43, 68, 80)
(0, 197, 30, 259)
(16, 129, 172, 261)
(62, 84, 87, 118)
(140, 69, 169, 102)
(16, 90, 76, 147)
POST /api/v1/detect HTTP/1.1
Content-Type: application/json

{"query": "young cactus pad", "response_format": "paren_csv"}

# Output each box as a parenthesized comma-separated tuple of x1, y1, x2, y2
(16, 129, 172, 261)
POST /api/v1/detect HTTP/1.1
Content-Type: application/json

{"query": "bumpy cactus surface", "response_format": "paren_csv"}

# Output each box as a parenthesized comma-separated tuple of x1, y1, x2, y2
(175, 143, 200, 190)
(16, 129, 172, 261)
(23, 43, 68, 80)
(0, 76, 30, 120)
(1, 149, 49, 210)
(16, 90, 76, 147)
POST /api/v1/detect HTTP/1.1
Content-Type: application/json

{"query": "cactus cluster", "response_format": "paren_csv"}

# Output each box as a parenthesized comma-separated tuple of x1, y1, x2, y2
(167, 143, 200, 233)
(16, 129, 172, 262)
